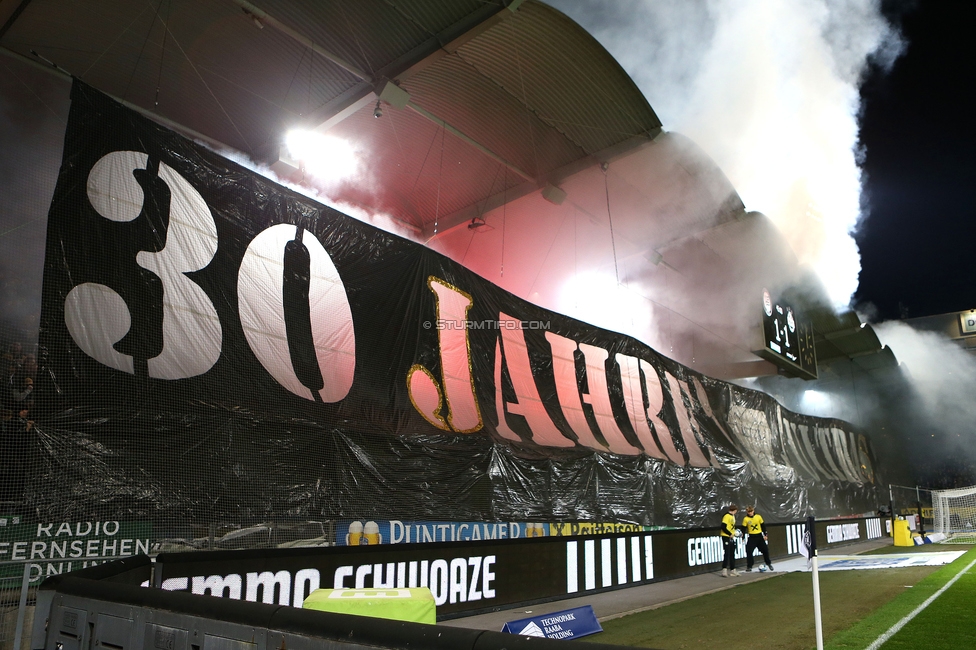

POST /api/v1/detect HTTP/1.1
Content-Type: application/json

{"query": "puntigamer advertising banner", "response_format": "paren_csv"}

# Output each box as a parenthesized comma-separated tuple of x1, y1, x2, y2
(335, 520, 549, 546)
(331, 520, 660, 546)
(34, 81, 881, 535)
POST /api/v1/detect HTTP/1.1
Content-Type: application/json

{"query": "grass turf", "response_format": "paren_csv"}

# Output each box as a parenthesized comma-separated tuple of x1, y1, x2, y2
(593, 545, 974, 649)
(824, 546, 976, 650)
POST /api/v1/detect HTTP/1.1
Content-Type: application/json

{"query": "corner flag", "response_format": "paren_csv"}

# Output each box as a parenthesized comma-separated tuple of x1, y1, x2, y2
(801, 515, 823, 650)
(799, 516, 816, 568)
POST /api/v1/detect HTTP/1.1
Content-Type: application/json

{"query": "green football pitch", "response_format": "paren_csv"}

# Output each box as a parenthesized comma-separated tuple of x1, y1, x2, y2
(593, 545, 975, 649)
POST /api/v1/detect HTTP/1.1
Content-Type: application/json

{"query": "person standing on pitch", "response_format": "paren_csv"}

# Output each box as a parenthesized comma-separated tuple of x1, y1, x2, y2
(742, 505, 774, 572)
(720, 504, 740, 577)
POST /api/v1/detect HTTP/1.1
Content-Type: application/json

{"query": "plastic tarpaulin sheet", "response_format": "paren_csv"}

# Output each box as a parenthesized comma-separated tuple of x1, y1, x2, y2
(31, 82, 882, 539)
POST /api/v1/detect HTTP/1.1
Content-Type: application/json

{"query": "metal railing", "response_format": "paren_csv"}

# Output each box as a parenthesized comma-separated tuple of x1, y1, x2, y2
(2, 554, 131, 650)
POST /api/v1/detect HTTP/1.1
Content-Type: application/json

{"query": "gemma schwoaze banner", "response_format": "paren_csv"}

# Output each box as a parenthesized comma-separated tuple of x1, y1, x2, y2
(36, 81, 880, 529)
(153, 517, 884, 617)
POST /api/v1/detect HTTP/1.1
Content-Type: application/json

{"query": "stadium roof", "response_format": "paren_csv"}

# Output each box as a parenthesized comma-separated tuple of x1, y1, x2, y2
(0, 0, 898, 382)
(809, 309, 898, 375)
(0, 0, 661, 235)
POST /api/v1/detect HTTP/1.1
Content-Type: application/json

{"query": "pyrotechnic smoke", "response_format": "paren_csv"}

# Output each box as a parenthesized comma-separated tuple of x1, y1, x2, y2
(547, 0, 903, 310)
(218, 144, 422, 243)
(747, 316, 976, 486)
(543, 2, 976, 486)
(0, 58, 68, 343)
(873, 321, 976, 481)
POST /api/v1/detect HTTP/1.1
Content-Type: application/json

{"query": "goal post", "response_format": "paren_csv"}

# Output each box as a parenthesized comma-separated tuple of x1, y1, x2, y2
(931, 486, 976, 542)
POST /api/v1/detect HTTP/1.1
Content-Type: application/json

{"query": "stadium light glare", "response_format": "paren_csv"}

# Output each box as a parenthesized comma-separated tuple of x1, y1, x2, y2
(558, 271, 650, 338)
(284, 130, 360, 182)
(800, 389, 830, 414)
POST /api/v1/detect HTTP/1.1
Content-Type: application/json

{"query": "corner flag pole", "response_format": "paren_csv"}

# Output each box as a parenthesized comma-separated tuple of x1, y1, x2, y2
(888, 484, 896, 538)
(812, 552, 823, 650)
(802, 515, 823, 650)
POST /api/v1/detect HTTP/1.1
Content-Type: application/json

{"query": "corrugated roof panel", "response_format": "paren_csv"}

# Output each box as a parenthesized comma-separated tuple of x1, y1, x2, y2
(376, 0, 491, 38)
(258, 0, 427, 78)
(405, 53, 586, 179)
(2, 0, 361, 153)
(257, 0, 498, 81)
(458, 2, 660, 155)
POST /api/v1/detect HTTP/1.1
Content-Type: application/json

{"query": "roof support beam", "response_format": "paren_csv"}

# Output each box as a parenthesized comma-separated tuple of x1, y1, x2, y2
(374, 79, 533, 183)
(0, 0, 31, 40)
(424, 129, 663, 240)
(819, 325, 866, 341)
(0, 46, 237, 154)
(312, 93, 376, 134)
(404, 98, 534, 183)
(238, 0, 517, 131)
(249, 0, 535, 184)
(230, 0, 372, 81)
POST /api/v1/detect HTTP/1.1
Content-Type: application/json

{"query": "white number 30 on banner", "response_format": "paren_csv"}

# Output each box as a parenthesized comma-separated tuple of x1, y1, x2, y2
(65, 150, 222, 379)
(64, 150, 355, 404)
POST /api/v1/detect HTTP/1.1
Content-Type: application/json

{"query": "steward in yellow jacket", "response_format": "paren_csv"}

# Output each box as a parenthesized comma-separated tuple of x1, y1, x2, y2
(720, 505, 739, 577)
(742, 506, 774, 572)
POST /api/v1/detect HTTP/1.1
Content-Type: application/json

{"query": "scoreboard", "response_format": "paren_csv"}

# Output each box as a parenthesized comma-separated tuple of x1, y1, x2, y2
(757, 288, 818, 380)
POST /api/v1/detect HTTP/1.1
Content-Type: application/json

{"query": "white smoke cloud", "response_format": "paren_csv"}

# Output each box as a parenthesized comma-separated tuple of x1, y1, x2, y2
(547, 0, 903, 310)
(874, 321, 976, 457)
(215, 145, 422, 243)
(0, 59, 69, 341)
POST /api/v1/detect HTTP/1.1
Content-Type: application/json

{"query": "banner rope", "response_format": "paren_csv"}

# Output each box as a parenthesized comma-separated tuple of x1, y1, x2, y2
(153, 2, 252, 151)
(501, 166, 507, 278)
(433, 121, 445, 235)
(153, 0, 170, 109)
(118, 1, 159, 102)
(603, 164, 620, 285)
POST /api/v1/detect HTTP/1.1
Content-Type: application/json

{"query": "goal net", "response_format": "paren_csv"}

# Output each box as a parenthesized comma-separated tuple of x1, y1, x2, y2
(932, 486, 976, 543)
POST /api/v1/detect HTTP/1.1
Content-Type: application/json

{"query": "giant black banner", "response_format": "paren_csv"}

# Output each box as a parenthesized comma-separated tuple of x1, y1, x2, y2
(34, 82, 882, 538)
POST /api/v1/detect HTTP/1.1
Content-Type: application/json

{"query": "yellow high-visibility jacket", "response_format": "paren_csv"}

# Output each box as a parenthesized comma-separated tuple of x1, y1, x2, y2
(720, 512, 737, 537)
(743, 513, 766, 536)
